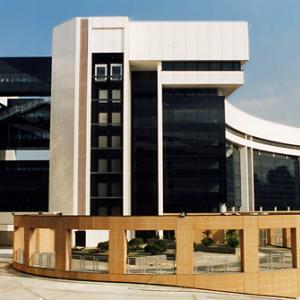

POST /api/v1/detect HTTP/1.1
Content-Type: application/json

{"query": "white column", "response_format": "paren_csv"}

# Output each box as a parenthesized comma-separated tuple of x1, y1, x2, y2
(157, 62, 164, 216)
(248, 146, 255, 211)
(240, 146, 249, 211)
(239, 145, 255, 211)
(122, 24, 131, 216)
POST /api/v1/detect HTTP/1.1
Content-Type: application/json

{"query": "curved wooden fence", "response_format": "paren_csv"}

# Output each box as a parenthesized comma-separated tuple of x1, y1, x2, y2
(12, 213, 300, 298)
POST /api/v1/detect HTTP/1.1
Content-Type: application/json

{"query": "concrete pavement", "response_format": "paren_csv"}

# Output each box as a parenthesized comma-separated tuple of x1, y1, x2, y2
(0, 250, 289, 300)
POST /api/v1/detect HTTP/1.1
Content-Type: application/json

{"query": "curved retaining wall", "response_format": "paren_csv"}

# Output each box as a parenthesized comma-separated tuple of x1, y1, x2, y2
(12, 213, 300, 298)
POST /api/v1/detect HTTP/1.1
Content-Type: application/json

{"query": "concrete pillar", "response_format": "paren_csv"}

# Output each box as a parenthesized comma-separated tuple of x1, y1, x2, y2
(176, 218, 193, 274)
(55, 226, 71, 271)
(241, 217, 259, 272)
(239, 146, 250, 211)
(109, 218, 126, 274)
(291, 228, 299, 268)
(24, 228, 37, 266)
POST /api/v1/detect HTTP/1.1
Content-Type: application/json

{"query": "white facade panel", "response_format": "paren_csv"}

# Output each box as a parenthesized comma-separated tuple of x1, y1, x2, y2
(225, 101, 300, 146)
(161, 71, 244, 87)
(49, 18, 80, 215)
(91, 28, 124, 53)
(129, 21, 249, 61)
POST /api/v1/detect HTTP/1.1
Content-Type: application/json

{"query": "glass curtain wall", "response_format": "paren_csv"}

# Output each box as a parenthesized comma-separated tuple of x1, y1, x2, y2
(131, 71, 158, 215)
(254, 150, 300, 210)
(163, 89, 226, 213)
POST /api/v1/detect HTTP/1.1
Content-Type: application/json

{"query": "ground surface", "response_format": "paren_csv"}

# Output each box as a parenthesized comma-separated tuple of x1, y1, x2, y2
(0, 249, 289, 300)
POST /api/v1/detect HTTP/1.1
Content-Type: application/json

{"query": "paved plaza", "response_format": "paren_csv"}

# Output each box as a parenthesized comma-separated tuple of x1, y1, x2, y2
(0, 249, 289, 300)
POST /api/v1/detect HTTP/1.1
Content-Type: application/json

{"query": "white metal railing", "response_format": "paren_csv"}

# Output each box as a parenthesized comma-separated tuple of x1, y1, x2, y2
(194, 255, 241, 273)
(259, 252, 293, 271)
(127, 255, 176, 274)
(31, 251, 55, 269)
(70, 254, 108, 273)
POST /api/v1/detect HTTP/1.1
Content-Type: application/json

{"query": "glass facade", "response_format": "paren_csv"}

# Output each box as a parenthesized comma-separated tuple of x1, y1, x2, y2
(131, 71, 158, 215)
(0, 98, 50, 149)
(163, 89, 226, 213)
(0, 57, 51, 96)
(90, 53, 123, 216)
(254, 150, 300, 210)
(162, 61, 241, 72)
(226, 143, 241, 209)
(0, 160, 48, 211)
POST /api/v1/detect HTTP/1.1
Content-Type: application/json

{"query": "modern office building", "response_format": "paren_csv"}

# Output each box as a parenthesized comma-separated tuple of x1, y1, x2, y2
(2, 17, 300, 246)
(49, 16, 300, 227)
(0, 57, 51, 245)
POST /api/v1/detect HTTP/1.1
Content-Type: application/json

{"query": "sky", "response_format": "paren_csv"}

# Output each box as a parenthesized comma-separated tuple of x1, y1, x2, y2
(0, 0, 300, 126)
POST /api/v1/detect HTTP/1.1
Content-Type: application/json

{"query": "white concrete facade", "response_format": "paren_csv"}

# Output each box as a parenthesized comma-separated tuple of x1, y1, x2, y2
(49, 16, 300, 220)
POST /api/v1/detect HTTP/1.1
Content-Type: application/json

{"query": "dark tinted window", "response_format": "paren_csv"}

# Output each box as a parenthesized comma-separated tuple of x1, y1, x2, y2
(254, 150, 300, 210)
(0, 57, 51, 96)
(162, 61, 241, 71)
(163, 89, 226, 213)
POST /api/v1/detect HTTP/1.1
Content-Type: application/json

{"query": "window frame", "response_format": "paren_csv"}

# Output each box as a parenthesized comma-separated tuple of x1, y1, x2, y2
(95, 64, 108, 81)
(110, 63, 123, 81)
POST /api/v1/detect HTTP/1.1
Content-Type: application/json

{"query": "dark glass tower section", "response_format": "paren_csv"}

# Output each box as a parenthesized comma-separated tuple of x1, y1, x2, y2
(90, 53, 123, 216)
(131, 71, 158, 215)
(254, 150, 300, 210)
(226, 143, 241, 209)
(163, 89, 226, 213)
(0, 57, 51, 97)
(0, 57, 51, 212)
(0, 161, 48, 211)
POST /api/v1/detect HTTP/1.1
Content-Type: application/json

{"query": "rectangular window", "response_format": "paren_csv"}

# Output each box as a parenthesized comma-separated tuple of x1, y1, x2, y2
(110, 64, 122, 81)
(95, 64, 107, 81)
(99, 112, 108, 124)
(98, 136, 108, 148)
(111, 183, 121, 197)
(111, 159, 121, 172)
(112, 112, 121, 124)
(98, 183, 108, 197)
(112, 89, 121, 100)
(98, 159, 107, 173)
(111, 136, 121, 148)
(98, 89, 108, 100)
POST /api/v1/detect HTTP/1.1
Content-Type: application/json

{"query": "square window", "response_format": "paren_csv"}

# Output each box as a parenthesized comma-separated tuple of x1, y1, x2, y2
(112, 89, 121, 100)
(112, 112, 121, 124)
(99, 112, 108, 124)
(98, 159, 107, 173)
(110, 64, 122, 81)
(98, 183, 108, 197)
(95, 64, 107, 81)
(111, 136, 121, 148)
(98, 136, 108, 148)
(99, 89, 108, 100)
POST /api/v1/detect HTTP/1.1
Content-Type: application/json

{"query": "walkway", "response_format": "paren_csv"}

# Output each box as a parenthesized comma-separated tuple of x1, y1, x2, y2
(0, 250, 288, 300)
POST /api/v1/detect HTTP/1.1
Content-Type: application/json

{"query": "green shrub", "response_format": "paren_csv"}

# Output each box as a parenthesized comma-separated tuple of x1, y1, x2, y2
(201, 230, 214, 247)
(155, 239, 167, 252)
(144, 239, 168, 255)
(144, 243, 162, 255)
(97, 241, 109, 252)
(128, 238, 144, 250)
(201, 237, 214, 247)
(226, 230, 239, 248)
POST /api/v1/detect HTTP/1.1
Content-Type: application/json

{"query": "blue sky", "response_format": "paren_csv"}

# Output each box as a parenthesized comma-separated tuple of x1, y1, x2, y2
(1, 0, 300, 126)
